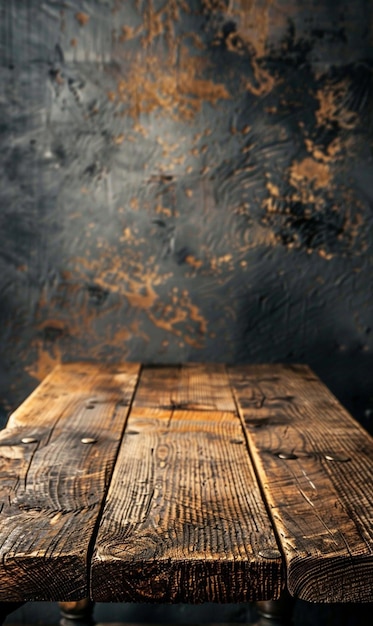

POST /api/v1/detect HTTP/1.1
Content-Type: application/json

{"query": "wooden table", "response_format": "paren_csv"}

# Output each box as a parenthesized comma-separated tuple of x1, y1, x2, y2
(0, 363, 372, 623)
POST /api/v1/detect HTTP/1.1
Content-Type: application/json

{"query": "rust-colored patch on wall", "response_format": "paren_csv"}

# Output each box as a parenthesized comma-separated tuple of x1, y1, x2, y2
(142, 0, 166, 47)
(26, 342, 62, 382)
(75, 12, 90, 27)
(290, 157, 331, 190)
(315, 80, 358, 130)
(304, 137, 344, 163)
(201, 0, 227, 11)
(266, 181, 280, 197)
(123, 278, 158, 309)
(235, 0, 273, 58)
(108, 1, 233, 120)
(61, 249, 208, 349)
(74, 254, 162, 308)
(207, 0, 274, 59)
(185, 255, 203, 269)
(211, 0, 276, 96)
(120, 25, 142, 42)
(117, 0, 193, 61)
(26, 276, 135, 381)
(246, 59, 275, 96)
(141, 0, 190, 51)
(147, 288, 207, 348)
(114, 49, 230, 121)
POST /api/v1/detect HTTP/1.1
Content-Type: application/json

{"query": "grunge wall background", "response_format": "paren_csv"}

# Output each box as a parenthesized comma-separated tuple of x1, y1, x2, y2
(0, 0, 372, 434)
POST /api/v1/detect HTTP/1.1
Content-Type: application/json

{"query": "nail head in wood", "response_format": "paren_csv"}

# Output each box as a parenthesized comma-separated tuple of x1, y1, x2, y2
(259, 548, 282, 560)
(277, 452, 298, 460)
(324, 453, 351, 462)
(21, 437, 38, 444)
(81, 437, 97, 445)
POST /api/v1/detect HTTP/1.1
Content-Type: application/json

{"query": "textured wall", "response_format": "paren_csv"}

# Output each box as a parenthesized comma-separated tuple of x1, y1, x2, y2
(0, 0, 372, 430)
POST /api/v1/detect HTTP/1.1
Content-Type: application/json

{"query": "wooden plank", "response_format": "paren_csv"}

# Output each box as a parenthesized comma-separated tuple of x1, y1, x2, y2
(91, 366, 283, 603)
(0, 362, 140, 602)
(133, 364, 236, 411)
(229, 364, 373, 603)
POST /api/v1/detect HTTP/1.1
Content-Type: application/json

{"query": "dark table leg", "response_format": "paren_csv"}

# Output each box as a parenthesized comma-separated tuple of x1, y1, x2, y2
(256, 590, 295, 626)
(59, 599, 95, 626)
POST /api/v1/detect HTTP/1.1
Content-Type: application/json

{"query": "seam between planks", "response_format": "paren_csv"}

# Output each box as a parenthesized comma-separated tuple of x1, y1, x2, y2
(226, 366, 286, 587)
(86, 364, 144, 599)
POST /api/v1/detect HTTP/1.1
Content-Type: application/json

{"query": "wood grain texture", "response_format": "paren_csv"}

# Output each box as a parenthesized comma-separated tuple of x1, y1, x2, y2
(91, 365, 283, 603)
(0, 362, 140, 602)
(229, 364, 373, 603)
(133, 364, 236, 411)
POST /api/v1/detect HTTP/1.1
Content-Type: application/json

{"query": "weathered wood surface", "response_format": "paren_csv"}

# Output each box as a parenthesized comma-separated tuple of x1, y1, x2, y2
(0, 362, 140, 602)
(229, 364, 373, 603)
(133, 364, 236, 411)
(91, 364, 283, 603)
(2, 362, 372, 605)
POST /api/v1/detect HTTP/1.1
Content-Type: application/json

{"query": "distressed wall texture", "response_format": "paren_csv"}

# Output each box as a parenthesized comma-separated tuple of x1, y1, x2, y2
(0, 0, 372, 429)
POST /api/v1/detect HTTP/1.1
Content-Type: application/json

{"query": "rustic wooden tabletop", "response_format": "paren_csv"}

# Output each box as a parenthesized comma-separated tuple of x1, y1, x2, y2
(0, 363, 372, 608)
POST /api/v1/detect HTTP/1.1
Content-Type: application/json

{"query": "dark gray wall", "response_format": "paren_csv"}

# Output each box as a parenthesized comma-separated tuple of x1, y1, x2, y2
(0, 2, 372, 419)
(2, 0, 372, 433)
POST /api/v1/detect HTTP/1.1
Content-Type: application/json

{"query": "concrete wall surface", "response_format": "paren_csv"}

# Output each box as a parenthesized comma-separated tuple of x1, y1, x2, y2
(0, 0, 372, 428)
